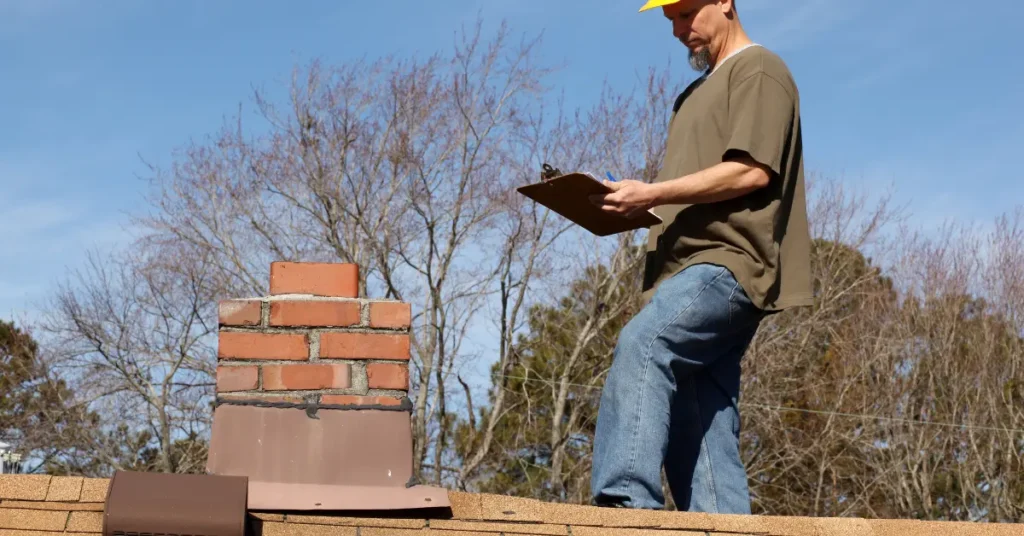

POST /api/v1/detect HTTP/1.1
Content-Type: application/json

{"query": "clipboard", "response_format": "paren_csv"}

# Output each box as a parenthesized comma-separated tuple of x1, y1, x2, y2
(516, 166, 662, 236)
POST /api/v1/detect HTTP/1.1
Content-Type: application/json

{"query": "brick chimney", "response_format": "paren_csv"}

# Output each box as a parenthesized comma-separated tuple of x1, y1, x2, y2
(205, 262, 448, 511)
(215, 262, 411, 406)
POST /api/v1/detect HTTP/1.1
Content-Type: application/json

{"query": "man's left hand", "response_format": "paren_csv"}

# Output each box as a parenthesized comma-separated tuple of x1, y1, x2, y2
(589, 180, 660, 218)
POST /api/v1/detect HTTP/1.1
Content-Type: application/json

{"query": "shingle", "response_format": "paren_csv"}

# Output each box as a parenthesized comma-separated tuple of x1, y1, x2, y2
(976, 524, 1024, 536)
(571, 528, 706, 536)
(0, 508, 68, 531)
(421, 528, 509, 532)
(871, 519, 1022, 536)
(813, 516, 875, 536)
(359, 530, 425, 536)
(0, 476, 51, 501)
(530, 501, 714, 531)
(45, 477, 84, 502)
(285, 514, 425, 529)
(66, 511, 102, 532)
(0, 501, 103, 512)
(448, 491, 484, 520)
(363, 530, 491, 536)
(469, 496, 745, 533)
(961, 523, 1024, 536)
(78, 479, 109, 503)
(430, 519, 568, 535)
(704, 513, 769, 534)
(868, 519, 942, 536)
(530, 502, 602, 526)
(597, 510, 671, 529)
(644, 511, 716, 531)
(262, 521, 356, 536)
(477, 494, 543, 523)
(760, 515, 819, 535)
(0, 530, 69, 536)
(596, 509, 712, 530)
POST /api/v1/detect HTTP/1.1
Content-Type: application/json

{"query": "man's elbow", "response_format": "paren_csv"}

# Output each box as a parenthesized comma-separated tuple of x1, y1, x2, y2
(725, 151, 773, 191)
(743, 167, 771, 190)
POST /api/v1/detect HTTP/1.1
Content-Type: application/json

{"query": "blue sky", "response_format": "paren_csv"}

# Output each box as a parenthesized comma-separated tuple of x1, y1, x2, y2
(2, 0, 1023, 324)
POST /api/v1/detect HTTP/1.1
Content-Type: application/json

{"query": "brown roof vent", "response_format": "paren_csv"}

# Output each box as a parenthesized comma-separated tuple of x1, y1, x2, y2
(102, 470, 247, 536)
(206, 262, 449, 511)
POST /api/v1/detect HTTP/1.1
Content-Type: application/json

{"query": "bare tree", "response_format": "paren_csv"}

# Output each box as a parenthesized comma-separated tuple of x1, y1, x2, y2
(41, 243, 217, 474)
(738, 180, 1024, 522)
(133, 19, 587, 482)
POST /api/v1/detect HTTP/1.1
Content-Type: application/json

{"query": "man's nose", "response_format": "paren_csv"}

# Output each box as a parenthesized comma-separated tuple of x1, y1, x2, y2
(673, 21, 689, 39)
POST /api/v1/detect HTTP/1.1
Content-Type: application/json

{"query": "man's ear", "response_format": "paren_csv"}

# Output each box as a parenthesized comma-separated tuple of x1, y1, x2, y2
(720, 0, 736, 17)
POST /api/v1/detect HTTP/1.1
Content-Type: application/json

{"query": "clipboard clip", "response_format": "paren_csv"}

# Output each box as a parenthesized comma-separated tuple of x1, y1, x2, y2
(541, 163, 562, 182)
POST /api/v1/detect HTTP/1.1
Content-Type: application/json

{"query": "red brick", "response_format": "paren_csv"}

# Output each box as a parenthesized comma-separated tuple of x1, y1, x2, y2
(219, 300, 262, 326)
(320, 333, 410, 360)
(321, 395, 404, 407)
(218, 332, 308, 361)
(270, 262, 358, 298)
(216, 366, 259, 392)
(366, 363, 409, 390)
(262, 364, 351, 391)
(269, 300, 361, 327)
(369, 302, 411, 329)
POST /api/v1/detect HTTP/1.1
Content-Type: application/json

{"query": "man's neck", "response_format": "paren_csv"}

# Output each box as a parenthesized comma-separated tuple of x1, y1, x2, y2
(711, 26, 754, 70)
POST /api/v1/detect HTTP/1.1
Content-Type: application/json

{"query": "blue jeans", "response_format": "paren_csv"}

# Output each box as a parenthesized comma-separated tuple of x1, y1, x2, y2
(591, 263, 764, 513)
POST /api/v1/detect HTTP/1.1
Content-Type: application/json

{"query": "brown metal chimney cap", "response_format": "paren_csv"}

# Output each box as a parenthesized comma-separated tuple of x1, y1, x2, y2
(103, 470, 248, 536)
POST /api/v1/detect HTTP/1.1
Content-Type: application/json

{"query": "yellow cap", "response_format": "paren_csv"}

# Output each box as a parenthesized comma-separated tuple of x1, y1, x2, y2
(638, 0, 681, 12)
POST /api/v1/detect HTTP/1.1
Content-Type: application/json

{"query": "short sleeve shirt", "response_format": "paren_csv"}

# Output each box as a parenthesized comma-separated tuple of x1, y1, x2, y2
(643, 45, 813, 311)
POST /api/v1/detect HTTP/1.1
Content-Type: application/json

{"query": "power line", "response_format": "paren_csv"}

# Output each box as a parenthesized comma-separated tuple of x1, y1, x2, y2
(411, 366, 1024, 436)
(740, 403, 1024, 436)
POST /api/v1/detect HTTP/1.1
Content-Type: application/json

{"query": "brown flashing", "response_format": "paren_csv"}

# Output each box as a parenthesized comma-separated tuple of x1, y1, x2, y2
(207, 404, 450, 511)
(102, 470, 247, 536)
(208, 405, 414, 487)
(247, 481, 449, 511)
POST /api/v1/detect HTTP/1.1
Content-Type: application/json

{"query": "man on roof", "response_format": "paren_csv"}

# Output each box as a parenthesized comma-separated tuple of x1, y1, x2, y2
(587, 0, 813, 514)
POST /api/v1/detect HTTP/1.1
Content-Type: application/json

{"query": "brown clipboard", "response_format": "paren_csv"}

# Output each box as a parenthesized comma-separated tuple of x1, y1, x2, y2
(516, 171, 662, 236)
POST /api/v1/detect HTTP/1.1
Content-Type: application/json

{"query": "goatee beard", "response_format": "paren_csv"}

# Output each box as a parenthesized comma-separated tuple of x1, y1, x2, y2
(689, 46, 712, 72)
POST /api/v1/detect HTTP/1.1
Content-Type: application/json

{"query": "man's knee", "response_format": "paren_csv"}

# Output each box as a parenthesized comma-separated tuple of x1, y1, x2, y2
(615, 315, 647, 356)
(611, 306, 668, 376)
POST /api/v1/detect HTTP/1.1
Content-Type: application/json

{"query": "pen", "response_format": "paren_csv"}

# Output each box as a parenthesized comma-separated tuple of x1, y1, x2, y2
(605, 172, 618, 182)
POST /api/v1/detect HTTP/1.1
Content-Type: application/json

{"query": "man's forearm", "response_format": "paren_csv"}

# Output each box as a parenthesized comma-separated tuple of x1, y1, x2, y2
(651, 156, 771, 206)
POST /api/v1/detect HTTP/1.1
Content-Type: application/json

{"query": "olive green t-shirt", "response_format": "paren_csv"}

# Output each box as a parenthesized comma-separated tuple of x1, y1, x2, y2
(643, 45, 813, 311)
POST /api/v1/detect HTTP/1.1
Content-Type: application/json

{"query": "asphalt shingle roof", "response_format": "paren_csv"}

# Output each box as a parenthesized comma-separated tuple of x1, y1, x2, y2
(0, 474, 1019, 536)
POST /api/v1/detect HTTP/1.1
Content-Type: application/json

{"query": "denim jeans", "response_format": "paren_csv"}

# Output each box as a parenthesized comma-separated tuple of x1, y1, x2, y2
(590, 263, 764, 513)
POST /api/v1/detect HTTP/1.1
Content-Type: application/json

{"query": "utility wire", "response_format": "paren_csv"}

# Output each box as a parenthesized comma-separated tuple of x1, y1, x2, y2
(740, 403, 1024, 436)
(411, 365, 1024, 436)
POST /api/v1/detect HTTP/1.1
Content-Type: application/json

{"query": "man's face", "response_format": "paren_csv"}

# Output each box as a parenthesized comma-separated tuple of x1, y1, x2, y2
(663, 0, 724, 71)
